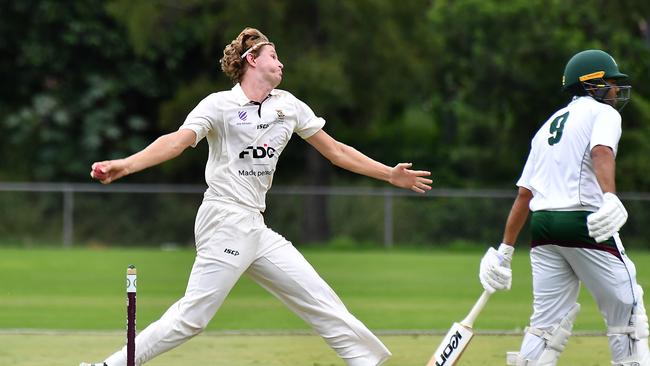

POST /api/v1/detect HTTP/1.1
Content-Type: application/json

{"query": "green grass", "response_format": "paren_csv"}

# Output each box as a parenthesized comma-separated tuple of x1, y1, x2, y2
(0, 333, 612, 366)
(3, 247, 649, 331)
(0, 247, 647, 365)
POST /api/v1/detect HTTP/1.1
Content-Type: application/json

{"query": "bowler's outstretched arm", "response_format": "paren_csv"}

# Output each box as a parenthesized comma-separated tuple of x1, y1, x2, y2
(306, 129, 432, 193)
(90, 129, 196, 184)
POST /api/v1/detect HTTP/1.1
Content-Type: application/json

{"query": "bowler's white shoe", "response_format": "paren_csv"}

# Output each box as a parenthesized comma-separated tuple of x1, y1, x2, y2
(79, 363, 107, 366)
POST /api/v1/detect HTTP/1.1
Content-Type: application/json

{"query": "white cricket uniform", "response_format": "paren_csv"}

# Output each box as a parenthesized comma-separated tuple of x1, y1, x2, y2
(516, 96, 646, 362)
(104, 84, 391, 366)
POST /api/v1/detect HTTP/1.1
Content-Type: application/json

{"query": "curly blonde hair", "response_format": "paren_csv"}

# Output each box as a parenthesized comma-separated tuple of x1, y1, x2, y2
(220, 27, 274, 83)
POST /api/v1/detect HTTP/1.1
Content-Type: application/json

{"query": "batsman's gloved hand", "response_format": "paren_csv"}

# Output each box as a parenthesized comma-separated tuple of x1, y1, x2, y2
(479, 243, 514, 294)
(587, 192, 628, 243)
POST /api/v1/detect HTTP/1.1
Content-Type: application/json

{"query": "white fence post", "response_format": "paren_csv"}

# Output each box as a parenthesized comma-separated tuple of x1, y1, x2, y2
(384, 190, 394, 248)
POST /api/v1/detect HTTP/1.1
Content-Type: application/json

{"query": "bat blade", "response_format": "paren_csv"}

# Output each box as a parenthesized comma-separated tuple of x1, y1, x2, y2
(425, 291, 491, 366)
(426, 322, 474, 366)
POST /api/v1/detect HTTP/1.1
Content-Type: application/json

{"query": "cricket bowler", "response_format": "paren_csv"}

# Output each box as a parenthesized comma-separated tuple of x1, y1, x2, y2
(80, 27, 432, 366)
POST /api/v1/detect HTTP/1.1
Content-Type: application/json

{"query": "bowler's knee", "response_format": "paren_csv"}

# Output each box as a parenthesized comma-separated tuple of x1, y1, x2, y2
(174, 310, 209, 337)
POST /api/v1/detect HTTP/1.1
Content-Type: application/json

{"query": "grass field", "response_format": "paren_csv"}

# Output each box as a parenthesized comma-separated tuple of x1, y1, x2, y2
(1, 246, 648, 365)
(0, 332, 611, 366)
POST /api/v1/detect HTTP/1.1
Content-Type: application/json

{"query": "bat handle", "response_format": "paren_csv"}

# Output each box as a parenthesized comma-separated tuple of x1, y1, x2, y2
(460, 290, 491, 328)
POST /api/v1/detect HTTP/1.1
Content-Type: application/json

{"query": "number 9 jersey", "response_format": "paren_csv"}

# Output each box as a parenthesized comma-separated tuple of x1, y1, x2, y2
(517, 95, 622, 212)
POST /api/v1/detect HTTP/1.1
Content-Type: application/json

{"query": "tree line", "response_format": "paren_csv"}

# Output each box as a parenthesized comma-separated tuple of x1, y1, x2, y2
(2, 1, 650, 243)
(2, 0, 649, 187)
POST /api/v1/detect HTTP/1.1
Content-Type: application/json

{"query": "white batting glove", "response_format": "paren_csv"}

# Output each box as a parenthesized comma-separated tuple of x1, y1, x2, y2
(587, 192, 628, 243)
(479, 243, 514, 294)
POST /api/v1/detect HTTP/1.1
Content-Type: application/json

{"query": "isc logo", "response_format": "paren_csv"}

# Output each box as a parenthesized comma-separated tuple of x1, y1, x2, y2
(224, 248, 239, 256)
(239, 145, 276, 159)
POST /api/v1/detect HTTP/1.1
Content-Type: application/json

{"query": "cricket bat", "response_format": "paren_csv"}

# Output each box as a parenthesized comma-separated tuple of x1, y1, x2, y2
(426, 290, 491, 366)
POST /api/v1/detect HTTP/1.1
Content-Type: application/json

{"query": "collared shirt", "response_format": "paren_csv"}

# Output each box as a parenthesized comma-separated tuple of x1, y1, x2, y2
(180, 83, 326, 212)
(517, 96, 622, 212)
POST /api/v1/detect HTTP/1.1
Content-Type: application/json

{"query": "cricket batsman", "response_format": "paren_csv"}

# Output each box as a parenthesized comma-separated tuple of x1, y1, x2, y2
(478, 49, 649, 365)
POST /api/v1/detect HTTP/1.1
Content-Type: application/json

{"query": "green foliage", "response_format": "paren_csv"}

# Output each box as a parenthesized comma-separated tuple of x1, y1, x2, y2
(0, 0, 650, 250)
(1, 0, 649, 188)
(0, 192, 62, 244)
(0, 1, 155, 180)
(426, 0, 650, 187)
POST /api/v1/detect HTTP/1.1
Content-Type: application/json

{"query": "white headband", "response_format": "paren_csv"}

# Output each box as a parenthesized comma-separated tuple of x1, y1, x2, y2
(240, 41, 273, 59)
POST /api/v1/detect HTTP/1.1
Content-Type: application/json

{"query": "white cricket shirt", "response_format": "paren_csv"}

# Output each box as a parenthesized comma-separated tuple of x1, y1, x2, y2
(517, 96, 622, 212)
(180, 83, 325, 212)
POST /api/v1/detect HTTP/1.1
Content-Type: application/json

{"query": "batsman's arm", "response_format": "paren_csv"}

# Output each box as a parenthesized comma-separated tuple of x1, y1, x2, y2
(587, 145, 627, 243)
(91, 129, 196, 184)
(591, 145, 616, 194)
(306, 129, 432, 193)
(479, 187, 531, 294)
(502, 187, 533, 246)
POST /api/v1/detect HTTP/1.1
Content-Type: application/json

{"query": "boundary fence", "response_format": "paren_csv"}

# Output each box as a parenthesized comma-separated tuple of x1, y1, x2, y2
(1, 182, 649, 248)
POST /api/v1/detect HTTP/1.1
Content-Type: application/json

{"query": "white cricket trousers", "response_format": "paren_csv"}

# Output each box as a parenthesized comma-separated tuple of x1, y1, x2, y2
(104, 200, 391, 366)
(519, 237, 645, 362)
